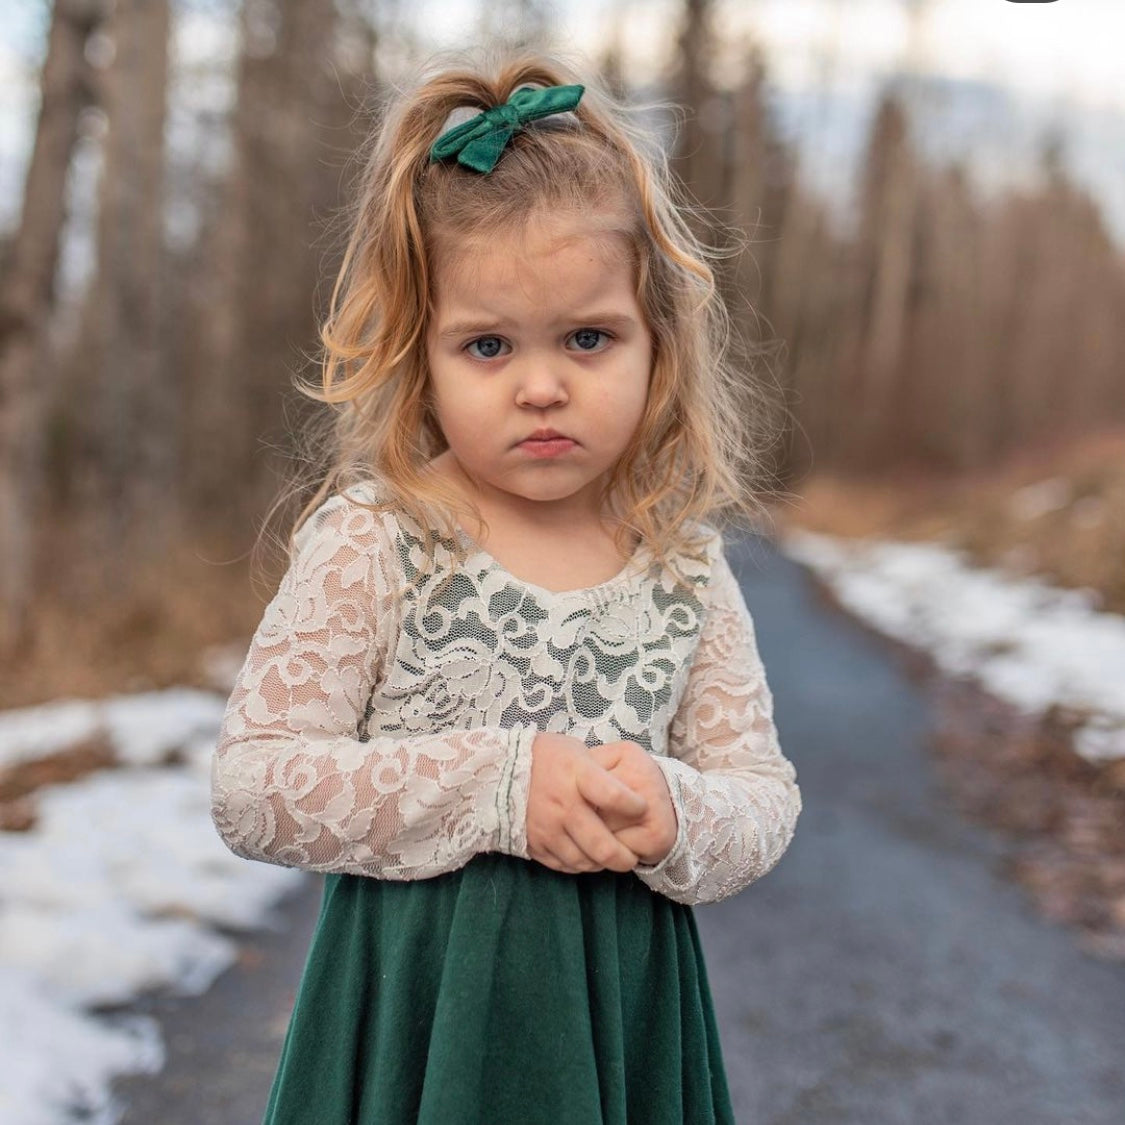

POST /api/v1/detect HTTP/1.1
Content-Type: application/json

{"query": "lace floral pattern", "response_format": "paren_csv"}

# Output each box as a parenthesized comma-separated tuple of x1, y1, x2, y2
(210, 482, 802, 905)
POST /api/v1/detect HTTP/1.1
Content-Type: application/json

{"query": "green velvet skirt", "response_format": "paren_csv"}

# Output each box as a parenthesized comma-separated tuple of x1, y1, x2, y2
(261, 852, 735, 1124)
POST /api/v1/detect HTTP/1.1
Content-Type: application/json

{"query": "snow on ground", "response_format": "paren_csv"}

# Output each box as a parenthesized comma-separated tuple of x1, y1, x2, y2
(0, 686, 304, 1125)
(779, 528, 1125, 763)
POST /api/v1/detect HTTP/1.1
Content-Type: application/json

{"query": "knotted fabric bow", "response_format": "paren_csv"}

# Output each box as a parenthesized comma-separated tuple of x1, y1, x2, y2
(429, 84, 585, 173)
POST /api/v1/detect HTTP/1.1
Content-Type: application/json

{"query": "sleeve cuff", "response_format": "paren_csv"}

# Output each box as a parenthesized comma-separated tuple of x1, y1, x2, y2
(495, 723, 537, 858)
(633, 754, 689, 877)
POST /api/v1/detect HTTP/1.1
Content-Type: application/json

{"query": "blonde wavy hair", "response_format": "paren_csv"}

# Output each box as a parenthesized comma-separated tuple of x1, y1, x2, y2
(275, 45, 782, 589)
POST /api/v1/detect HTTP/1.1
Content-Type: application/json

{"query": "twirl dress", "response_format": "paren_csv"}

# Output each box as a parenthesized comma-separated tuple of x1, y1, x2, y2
(210, 480, 802, 1125)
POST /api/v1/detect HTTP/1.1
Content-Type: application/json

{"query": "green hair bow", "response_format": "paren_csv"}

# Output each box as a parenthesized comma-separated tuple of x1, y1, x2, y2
(429, 84, 585, 174)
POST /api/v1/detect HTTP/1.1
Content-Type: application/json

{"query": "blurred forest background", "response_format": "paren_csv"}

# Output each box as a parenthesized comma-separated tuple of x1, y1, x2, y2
(2, 0, 1124, 705)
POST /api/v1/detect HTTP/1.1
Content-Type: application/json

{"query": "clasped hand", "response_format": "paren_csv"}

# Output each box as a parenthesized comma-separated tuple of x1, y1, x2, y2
(526, 732, 678, 875)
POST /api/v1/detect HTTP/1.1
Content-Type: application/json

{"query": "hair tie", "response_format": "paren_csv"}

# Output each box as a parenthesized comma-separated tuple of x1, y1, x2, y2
(429, 83, 584, 174)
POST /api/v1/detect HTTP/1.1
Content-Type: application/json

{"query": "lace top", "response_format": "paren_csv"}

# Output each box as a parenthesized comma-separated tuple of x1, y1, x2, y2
(210, 481, 802, 906)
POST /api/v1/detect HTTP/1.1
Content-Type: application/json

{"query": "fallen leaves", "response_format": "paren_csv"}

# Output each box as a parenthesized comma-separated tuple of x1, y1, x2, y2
(930, 677, 1125, 962)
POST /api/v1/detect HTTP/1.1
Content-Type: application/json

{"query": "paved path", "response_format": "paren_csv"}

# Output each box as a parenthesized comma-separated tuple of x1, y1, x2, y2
(695, 535, 1125, 1123)
(109, 535, 1125, 1124)
(110, 873, 323, 1125)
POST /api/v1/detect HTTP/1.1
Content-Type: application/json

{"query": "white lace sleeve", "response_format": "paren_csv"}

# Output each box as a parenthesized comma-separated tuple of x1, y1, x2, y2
(632, 542, 802, 906)
(209, 493, 537, 881)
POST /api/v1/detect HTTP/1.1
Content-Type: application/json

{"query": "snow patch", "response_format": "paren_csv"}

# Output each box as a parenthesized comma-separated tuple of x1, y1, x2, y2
(781, 528, 1125, 760)
(0, 687, 305, 1125)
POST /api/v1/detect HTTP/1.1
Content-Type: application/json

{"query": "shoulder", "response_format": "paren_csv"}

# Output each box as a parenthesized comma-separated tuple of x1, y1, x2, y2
(291, 478, 399, 565)
(677, 520, 741, 611)
(644, 519, 726, 603)
(677, 518, 726, 577)
(284, 482, 409, 638)
(696, 520, 725, 563)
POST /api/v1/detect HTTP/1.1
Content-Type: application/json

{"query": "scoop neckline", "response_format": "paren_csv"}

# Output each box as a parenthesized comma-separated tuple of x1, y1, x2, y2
(453, 524, 650, 601)
(340, 480, 651, 600)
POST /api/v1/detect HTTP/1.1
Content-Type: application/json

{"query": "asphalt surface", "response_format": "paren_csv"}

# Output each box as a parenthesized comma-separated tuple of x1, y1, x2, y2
(108, 535, 1125, 1124)
(110, 874, 323, 1125)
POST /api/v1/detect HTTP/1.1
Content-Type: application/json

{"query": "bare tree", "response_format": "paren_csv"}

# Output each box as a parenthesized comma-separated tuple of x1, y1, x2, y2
(0, 0, 110, 656)
(670, 0, 726, 240)
(185, 0, 368, 531)
(851, 91, 920, 462)
(72, 0, 173, 577)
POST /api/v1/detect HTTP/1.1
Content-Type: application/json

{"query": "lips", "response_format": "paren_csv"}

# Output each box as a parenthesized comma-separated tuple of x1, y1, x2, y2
(522, 428, 571, 443)
(517, 433, 577, 458)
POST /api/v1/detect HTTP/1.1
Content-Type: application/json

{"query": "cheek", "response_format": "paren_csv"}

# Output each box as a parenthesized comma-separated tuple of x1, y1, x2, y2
(623, 351, 653, 413)
(425, 360, 461, 418)
(428, 381, 487, 444)
(591, 379, 648, 443)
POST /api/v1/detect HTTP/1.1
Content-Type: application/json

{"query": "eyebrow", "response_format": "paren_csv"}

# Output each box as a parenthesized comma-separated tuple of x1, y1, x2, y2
(437, 312, 639, 340)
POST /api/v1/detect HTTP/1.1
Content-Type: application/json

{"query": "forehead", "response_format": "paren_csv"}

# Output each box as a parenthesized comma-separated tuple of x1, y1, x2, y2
(431, 213, 636, 313)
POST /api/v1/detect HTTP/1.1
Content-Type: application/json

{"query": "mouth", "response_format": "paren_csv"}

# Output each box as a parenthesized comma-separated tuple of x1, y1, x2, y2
(521, 428, 572, 443)
(517, 435, 577, 458)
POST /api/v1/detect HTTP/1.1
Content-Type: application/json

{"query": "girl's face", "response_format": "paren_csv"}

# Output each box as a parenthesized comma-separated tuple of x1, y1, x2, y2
(424, 210, 653, 528)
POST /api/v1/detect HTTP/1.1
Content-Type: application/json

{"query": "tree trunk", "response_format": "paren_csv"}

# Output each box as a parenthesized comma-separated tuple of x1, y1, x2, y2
(670, 0, 725, 241)
(186, 0, 346, 532)
(0, 0, 109, 656)
(76, 0, 173, 580)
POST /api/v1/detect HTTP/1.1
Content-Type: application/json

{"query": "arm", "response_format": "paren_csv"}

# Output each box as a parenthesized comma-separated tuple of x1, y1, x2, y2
(631, 542, 802, 906)
(209, 493, 537, 880)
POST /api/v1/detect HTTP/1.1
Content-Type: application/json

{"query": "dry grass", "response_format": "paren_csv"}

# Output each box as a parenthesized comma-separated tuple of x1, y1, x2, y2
(771, 426, 1125, 614)
(930, 677, 1125, 962)
(1, 520, 282, 711)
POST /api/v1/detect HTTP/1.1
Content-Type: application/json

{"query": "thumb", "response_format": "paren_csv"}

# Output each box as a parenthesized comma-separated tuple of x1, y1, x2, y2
(575, 759, 647, 817)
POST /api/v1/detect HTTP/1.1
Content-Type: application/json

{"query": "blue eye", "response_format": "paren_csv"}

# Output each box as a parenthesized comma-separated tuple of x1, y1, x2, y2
(466, 336, 508, 359)
(568, 328, 610, 352)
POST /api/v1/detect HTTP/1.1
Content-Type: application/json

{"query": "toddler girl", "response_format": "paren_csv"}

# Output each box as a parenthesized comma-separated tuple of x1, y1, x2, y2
(211, 46, 802, 1125)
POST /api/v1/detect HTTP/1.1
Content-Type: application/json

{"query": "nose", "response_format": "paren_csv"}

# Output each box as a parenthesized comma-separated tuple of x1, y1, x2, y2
(513, 354, 568, 408)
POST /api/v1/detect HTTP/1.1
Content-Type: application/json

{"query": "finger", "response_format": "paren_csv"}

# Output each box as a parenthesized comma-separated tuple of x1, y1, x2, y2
(575, 760, 647, 817)
(601, 777, 647, 817)
(586, 742, 621, 768)
(606, 821, 646, 856)
(600, 806, 646, 836)
(595, 740, 640, 765)
(554, 834, 598, 873)
(545, 818, 601, 871)
(566, 805, 639, 871)
(535, 843, 581, 875)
